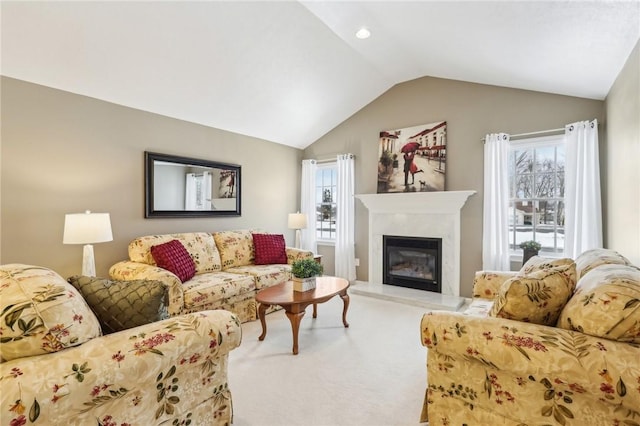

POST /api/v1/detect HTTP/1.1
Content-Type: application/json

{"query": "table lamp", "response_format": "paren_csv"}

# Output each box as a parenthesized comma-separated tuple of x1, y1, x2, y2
(288, 212, 307, 249)
(63, 210, 113, 276)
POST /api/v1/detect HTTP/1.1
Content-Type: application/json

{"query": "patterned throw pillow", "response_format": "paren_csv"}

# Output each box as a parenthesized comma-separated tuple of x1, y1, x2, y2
(489, 257, 577, 326)
(252, 233, 287, 265)
(150, 239, 196, 282)
(68, 276, 169, 334)
(213, 230, 256, 269)
(0, 264, 101, 362)
(557, 264, 640, 343)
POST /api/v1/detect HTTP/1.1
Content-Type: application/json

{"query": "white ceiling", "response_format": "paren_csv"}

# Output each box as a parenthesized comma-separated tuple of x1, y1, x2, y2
(2, 1, 639, 149)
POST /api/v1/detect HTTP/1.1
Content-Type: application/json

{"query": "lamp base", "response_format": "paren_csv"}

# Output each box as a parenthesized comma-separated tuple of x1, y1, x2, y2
(82, 244, 96, 277)
(295, 229, 302, 249)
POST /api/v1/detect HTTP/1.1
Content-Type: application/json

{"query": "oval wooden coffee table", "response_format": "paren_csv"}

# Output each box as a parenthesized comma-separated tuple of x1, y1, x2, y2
(255, 276, 350, 355)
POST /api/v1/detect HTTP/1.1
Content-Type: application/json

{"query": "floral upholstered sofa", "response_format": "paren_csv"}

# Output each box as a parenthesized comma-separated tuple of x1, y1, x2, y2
(0, 264, 241, 426)
(109, 230, 313, 323)
(420, 249, 640, 425)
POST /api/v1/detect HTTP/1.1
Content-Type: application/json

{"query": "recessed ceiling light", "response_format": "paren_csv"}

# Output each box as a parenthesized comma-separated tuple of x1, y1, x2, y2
(355, 27, 371, 39)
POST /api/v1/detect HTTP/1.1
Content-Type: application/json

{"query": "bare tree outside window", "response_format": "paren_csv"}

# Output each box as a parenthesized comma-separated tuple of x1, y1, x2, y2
(316, 165, 337, 241)
(509, 137, 565, 254)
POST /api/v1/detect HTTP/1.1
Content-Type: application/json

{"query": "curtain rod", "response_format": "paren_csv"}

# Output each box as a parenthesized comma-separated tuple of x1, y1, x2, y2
(314, 153, 356, 164)
(481, 127, 564, 142)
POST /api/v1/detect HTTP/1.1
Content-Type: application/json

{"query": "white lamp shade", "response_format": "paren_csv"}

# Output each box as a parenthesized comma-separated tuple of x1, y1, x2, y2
(63, 212, 113, 244)
(288, 213, 307, 230)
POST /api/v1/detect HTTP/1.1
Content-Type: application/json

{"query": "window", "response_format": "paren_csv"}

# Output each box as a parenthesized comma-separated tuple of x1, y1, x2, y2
(508, 135, 565, 256)
(315, 163, 337, 242)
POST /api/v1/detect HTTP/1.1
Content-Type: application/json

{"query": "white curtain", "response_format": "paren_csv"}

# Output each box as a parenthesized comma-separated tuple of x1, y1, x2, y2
(335, 154, 356, 281)
(300, 159, 317, 253)
(564, 119, 602, 258)
(482, 133, 511, 270)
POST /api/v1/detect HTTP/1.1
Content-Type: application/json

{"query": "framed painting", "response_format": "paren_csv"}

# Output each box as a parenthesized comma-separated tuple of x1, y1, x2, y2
(377, 121, 446, 193)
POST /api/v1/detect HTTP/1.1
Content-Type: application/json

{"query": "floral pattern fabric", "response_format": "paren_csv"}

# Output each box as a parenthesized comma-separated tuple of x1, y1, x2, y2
(213, 230, 256, 270)
(182, 272, 255, 311)
(110, 231, 314, 324)
(490, 258, 576, 325)
(110, 261, 185, 317)
(421, 311, 640, 425)
(422, 249, 640, 425)
(0, 308, 241, 426)
(128, 233, 222, 274)
(0, 264, 101, 362)
(472, 271, 517, 300)
(558, 263, 640, 343)
(575, 248, 632, 279)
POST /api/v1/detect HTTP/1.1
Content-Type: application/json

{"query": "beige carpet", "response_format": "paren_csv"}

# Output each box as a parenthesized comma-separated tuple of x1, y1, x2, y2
(228, 292, 429, 426)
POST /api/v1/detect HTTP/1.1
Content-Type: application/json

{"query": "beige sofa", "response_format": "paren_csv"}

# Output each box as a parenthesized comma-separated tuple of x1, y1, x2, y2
(110, 229, 313, 323)
(420, 248, 640, 425)
(0, 264, 241, 426)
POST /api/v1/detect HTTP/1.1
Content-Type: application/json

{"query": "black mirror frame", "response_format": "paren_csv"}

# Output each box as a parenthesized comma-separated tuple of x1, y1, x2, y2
(145, 151, 241, 218)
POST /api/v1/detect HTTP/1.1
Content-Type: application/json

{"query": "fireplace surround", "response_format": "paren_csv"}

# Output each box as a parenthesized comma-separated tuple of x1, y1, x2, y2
(356, 191, 475, 302)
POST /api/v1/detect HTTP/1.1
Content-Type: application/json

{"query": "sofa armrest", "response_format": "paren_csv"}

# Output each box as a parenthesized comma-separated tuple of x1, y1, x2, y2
(285, 247, 314, 264)
(0, 310, 242, 425)
(110, 260, 184, 316)
(472, 270, 517, 300)
(420, 311, 640, 414)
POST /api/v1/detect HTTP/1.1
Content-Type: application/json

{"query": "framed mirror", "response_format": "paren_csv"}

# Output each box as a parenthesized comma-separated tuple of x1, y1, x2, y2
(145, 151, 241, 218)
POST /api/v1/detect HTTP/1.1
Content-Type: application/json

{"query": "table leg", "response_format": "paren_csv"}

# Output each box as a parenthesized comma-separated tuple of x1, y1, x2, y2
(312, 303, 318, 318)
(284, 310, 306, 355)
(340, 291, 350, 328)
(257, 303, 269, 341)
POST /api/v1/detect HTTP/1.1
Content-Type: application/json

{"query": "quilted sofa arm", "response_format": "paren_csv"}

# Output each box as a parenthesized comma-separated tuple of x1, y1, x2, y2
(420, 311, 640, 415)
(285, 247, 314, 264)
(0, 310, 242, 426)
(109, 260, 184, 316)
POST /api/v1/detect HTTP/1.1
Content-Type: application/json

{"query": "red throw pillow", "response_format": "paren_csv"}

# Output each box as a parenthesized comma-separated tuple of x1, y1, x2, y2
(253, 233, 287, 265)
(150, 239, 196, 282)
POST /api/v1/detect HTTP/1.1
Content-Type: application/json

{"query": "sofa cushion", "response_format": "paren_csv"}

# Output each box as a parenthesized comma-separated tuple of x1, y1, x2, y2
(252, 233, 287, 265)
(225, 264, 291, 290)
(557, 263, 640, 343)
(67, 275, 169, 334)
(151, 239, 196, 282)
(575, 248, 632, 279)
(489, 257, 576, 326)
(129, 232, 222, 274)
(181, 272, 255, 311)
(0, 264, 101, 362)
(213, 230, 255, 269)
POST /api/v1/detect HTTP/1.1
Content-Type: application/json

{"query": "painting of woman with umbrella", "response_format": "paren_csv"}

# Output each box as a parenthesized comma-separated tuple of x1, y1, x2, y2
(377, 121, 447, 193)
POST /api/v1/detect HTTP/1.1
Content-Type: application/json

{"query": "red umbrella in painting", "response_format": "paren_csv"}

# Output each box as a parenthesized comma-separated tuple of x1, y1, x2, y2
(401, 142, 421, 153)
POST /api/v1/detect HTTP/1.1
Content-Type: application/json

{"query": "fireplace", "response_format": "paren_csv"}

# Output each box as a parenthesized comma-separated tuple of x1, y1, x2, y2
(356, 191, 475, 298)
(383, 235, 442, 293)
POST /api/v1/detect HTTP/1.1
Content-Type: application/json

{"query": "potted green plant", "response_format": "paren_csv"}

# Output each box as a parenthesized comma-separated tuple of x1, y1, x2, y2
(519, 240, 542, 264)
(291, 257, 323, 292)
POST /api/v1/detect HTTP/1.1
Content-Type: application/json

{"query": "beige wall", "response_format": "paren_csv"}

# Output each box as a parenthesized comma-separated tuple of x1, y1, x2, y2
(605, 39, 640, 265)
(304, 75, 605, 297)
(1, 77, 302, 278)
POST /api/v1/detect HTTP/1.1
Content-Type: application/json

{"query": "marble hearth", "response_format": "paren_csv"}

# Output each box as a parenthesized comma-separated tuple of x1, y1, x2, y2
(353, 191, 475, 311)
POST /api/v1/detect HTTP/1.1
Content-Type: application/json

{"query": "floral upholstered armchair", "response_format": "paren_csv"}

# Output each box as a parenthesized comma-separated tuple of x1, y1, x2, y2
(420, 249, 640, 425)
(0, 264, 242, 426)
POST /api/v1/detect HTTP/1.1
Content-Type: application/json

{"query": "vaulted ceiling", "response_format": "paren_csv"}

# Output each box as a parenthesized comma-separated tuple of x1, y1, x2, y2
(2, 1, 639, 149)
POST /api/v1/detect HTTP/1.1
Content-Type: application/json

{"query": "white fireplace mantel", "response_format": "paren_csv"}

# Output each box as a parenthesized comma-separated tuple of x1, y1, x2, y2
(356, 190, 475, 298)
(356, 190, 476, 215)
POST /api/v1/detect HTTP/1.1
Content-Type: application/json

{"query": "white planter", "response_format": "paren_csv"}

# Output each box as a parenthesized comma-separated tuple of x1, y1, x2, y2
(293, 276, 316, 292)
